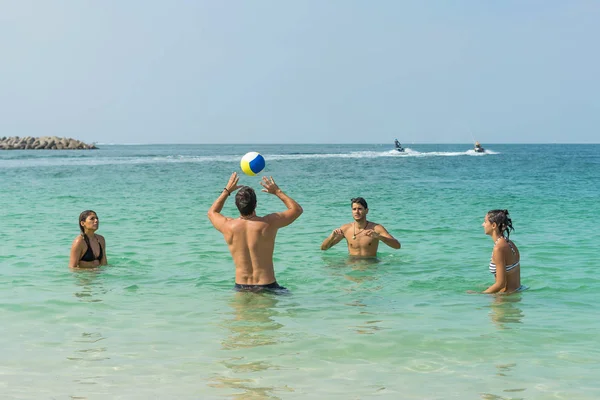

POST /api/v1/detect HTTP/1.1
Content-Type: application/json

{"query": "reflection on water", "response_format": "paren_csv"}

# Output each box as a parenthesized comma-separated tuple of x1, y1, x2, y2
(480, 392, 525, 400)
(220, 292, 284, 350)
(482, 296, 526, 400)
(324, 257, 386, 335)
(323, 256, 383, 289)
(69, 269, 110, 391)
(209, 292, 291, 399)
(488, 294, 524, 330)
(208, 376, 294, 400)
(72, 269, 108, 303)
(480, 365, 527, 399)
(479, 363, 527, 399)
(68, 329, 110, 397)
(345, 299, 385, 335)
(494, 363, 517, 377)
(67, 331, 109, 364)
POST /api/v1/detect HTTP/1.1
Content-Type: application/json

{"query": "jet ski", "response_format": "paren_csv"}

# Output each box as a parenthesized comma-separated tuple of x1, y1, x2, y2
(394, 139, 405, 153)
(474, 142, 485, 153)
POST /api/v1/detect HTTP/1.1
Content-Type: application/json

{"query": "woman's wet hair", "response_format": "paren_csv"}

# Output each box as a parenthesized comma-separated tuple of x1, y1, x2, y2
(236, 186, 257, 216)
(487, 209, 514, 240)
(351, 197, 368, 209)
(79, 210, 97, 236)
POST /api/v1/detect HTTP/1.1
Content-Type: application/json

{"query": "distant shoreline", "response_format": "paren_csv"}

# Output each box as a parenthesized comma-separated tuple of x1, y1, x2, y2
(0, 136, 97, 150)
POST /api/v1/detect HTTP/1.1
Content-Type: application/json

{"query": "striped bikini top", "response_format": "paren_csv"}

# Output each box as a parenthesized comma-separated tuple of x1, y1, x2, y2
(489, 237, 520, 275)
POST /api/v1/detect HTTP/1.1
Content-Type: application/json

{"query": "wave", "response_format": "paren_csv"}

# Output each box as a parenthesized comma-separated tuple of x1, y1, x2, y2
(381, 148, 499, 157)
(267, 148, 498, 159)
(95, 143, 145, 146)
(0, 148, 498, 168)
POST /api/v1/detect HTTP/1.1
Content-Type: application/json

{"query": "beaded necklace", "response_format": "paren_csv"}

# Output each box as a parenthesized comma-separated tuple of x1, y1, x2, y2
(353, 221, 369, 240)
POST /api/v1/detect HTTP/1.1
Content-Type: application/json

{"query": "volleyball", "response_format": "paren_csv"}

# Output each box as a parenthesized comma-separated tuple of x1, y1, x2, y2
(240, 152, 266, 176)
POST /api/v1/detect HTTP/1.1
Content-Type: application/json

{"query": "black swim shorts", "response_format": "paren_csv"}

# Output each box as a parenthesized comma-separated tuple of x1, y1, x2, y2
(234, 281, 288, 293)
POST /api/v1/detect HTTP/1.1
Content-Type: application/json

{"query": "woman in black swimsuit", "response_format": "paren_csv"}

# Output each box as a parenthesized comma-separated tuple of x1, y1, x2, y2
(68, 210, 107, 269)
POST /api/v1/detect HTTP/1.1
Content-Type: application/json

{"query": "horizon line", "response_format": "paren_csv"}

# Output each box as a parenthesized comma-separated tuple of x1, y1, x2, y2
(94, 142, 600, 145)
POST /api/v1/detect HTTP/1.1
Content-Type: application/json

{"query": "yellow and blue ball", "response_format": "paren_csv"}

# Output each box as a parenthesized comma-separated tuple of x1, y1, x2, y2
(240, 152, 266, 176)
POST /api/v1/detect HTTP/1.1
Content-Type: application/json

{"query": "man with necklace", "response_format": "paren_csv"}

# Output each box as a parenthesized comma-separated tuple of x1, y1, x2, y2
(208, 172, 303, 292)
(320, 197, 400, 257)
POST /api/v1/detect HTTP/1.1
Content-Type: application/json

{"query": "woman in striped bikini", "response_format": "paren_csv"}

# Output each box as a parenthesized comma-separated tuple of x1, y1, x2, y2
(481, 209, 521, 294)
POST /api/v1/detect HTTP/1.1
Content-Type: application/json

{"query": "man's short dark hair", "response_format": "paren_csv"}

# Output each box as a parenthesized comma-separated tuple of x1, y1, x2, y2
(236, 186, 257, 216)
(351, 197, 368, 209)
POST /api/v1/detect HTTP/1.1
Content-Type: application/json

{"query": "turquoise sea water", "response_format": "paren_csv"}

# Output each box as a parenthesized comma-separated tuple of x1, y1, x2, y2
(1, 144, 599, 399)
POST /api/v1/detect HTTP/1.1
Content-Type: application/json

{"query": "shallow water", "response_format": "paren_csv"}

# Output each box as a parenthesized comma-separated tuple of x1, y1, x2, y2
(1, 144, 599, 399)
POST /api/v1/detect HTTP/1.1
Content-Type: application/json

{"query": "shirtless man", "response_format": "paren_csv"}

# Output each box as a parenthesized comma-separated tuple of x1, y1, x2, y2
(207, 172, 303, 291)
(320, 197, 400, 257)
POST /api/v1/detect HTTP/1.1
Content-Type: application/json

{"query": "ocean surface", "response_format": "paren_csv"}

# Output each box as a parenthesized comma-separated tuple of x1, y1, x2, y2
(1, 144, 599, 399)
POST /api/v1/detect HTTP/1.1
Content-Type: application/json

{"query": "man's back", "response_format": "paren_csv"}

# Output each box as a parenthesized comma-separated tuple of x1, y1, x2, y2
(207, 173, 303, 287)
(222, 217, 278, 285)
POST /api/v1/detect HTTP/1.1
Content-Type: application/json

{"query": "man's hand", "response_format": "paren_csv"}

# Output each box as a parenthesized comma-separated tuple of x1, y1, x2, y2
(321, 227, 345, 250)
(363, 229, 381, 239)
(260, 176, 281, 194)
(225, 172, 242, 194)
(332, 228, 344, 239)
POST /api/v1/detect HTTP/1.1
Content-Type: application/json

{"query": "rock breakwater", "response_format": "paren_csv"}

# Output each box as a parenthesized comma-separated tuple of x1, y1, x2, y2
(0, 136, 98, 150)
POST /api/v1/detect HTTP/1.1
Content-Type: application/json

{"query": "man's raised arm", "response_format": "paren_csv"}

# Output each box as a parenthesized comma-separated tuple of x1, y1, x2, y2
(261, 176, 303, 228)
(207, 172, 241, 232)
(321, 228, 345, 250)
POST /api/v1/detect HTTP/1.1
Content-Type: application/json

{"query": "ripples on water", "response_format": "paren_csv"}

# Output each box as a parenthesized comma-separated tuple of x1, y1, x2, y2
(1, 144, 599, 399)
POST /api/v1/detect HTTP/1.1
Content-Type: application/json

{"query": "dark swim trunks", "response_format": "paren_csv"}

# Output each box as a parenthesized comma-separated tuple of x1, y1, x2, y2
(234, 281, 288, 294)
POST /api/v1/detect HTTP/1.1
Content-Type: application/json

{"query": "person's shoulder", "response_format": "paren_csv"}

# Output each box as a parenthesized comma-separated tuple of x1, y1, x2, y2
(220, 216, 239, 227)
(507, 239, 520, 250)
(257, 214, 280, 226)
(72, 235, 85, 246)
(340, 222, 352, 230)
(96, 234, 106, 242)
(493, 239, 511, 252)
(496, 239, 510, 247)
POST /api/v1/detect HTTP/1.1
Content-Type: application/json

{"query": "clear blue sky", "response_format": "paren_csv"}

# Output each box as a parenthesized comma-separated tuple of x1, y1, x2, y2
(1, 1, 598, 144)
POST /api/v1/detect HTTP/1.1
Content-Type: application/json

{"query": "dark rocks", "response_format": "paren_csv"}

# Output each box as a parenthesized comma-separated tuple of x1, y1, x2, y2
(0, 136, 98, 150)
